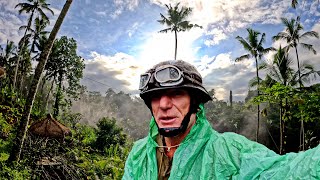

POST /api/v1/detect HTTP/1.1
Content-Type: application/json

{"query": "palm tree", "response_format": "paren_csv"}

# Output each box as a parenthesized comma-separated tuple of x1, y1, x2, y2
(157, 3, 201, 60)
(259, 47, 294, 154)
(273, 16, 319, 150)
(235, 28, 275, 142)
(273, 17, 318, 87)
(9, 0, 73, 163)
(13, 0, 54, 90)
(261, 47, 295, 87)
(0, 41, 17, 85)
(0, 40, 17, 69)
(20, 17, 49, 55)
(260, 46, 319, 153)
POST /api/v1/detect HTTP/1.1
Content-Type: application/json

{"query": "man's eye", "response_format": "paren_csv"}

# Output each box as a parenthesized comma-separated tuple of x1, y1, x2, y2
(151, 92, 163, 100)
(171, 90, 184, 96)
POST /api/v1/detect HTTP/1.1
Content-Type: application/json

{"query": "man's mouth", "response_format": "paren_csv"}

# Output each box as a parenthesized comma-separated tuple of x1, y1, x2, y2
(159, 116, 177, 124)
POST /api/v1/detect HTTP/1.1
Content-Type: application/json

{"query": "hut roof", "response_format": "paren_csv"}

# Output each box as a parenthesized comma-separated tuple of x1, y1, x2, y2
(29, 114, 71, 138)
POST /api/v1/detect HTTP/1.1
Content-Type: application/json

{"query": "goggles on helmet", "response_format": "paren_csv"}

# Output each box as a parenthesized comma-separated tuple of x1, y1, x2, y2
(139, 65, 184, 90)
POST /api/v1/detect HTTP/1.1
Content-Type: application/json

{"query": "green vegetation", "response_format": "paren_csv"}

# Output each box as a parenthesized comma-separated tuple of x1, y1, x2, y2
(0, 1, 320, 179)
(235, 28, 276, 141)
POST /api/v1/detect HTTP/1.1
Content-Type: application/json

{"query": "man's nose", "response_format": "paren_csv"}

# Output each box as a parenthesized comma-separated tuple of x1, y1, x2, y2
(159, 95, 173, 110)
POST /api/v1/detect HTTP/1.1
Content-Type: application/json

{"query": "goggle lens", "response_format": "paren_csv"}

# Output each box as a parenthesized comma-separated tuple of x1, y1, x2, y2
(139, 65, 184, 90)
(139, 73, 151, 90)
(155, 67, 181, 83)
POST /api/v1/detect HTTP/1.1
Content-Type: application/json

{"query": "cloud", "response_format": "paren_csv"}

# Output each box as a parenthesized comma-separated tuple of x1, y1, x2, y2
(0, 1, 23, 44)
(201, 52, 255, 101)
(136, 27, 203, 66)
(126, 22, 141, 37)
(204, 28, 227, 46)
(151, 0, 292, 45)
(82, 51, 144, 94)
(111, 0, 140, 19)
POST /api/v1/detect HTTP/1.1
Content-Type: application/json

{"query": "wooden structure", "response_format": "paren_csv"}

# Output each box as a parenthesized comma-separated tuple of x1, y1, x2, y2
(29, 114, 71, 138)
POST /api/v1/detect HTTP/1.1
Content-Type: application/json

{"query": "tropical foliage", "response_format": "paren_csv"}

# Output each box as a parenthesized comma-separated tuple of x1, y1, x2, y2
(1, 0, 320, 179)
(235, 28, 275, 142)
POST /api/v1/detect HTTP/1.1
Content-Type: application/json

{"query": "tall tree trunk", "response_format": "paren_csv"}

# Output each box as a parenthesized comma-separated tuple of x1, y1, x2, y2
(8, 0, 73, 163)
(229, 90, 233, 108)
(295, 46, 305, 151)
(40, 76, 47, 99)
(295, 47, 302, 87)
(174, 30, 177, 60)
(279, 100, 283, 154)
(53, 72, 63, 118)
(255, 56, 260, 142)
(13, 12, 34, 90)
(45, 78, 55, 112)
(18, 71, 25, 95)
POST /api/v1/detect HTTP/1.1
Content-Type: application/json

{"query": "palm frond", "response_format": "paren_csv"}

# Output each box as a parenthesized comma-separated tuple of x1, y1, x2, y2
(273, 32, 290, 42)
(258, 62, 268, 70)
(292, 0, 298, 8)
(158, 28, 171, 33)
(261, 47, 276, 55)
(300, 43, 317, 54)
(248, 76, 259, 88)
(258, 33, 266, 47)
(235, 54, 250, 62)
(300, 31, 319, 39)
(236, 36, 252, 51)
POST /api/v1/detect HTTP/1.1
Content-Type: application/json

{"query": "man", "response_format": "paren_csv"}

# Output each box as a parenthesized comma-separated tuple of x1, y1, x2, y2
(123, 60, 320, 179)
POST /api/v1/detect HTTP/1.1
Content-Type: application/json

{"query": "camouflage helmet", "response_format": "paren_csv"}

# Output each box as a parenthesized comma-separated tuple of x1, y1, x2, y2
(139, 60, 212, 105)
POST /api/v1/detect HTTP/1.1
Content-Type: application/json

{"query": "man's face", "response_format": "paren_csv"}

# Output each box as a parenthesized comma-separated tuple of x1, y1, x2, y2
(151, 89, 191, 129)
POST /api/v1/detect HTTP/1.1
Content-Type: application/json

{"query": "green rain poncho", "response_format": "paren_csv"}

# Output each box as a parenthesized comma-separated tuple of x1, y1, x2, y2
(123, 104, 320, 179)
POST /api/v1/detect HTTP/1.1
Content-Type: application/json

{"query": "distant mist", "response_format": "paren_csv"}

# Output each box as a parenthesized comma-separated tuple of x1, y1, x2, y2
(71, 88, 269, 143)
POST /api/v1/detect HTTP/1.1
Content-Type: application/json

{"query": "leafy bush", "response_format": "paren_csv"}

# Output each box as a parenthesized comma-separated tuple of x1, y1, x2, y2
(94, 117, 127, 152)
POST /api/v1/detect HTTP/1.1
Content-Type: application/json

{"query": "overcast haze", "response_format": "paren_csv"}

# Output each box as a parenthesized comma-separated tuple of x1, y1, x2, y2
(1, 0, 320, 101)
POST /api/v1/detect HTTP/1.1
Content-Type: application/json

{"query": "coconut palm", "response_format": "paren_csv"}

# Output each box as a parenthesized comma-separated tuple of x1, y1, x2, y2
(273, 17, 319, 87)
(20, 17, 49, 55)
(158, 3, 201, 60)
(261, 47, 295, 86)
(235, 28, 275, 142)
(259, 46, 319, 153)
(259, 47, 294, 154)
(273, 16, 319, 150)
(9, 0, 73, 162)
(13, 0, 54, 90)
(0, 40, 17, 69)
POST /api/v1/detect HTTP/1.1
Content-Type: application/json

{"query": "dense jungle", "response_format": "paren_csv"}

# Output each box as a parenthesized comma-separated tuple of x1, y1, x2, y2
(1, 0, 320, 179)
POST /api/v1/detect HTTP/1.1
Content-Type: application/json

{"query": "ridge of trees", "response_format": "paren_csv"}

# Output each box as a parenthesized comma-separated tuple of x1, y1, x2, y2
(0, 0, 320, 179)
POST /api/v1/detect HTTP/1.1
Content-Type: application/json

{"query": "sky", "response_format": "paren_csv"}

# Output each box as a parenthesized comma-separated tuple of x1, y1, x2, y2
(1, 0, 320, 101)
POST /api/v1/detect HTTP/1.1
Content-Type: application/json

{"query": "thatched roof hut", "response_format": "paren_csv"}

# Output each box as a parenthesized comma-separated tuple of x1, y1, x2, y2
(29, 114, 71, 138)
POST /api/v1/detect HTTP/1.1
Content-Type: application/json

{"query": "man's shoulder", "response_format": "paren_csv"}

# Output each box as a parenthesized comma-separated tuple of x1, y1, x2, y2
(132, 136, 149, 149)
(128, 136, 150, 158)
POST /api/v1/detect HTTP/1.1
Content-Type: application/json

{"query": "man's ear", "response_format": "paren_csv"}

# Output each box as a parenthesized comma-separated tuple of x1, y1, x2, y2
(190, 97, 200, 113)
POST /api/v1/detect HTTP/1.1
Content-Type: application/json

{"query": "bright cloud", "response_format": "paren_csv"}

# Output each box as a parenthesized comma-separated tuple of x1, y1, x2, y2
(200, 52, 256, 100)
(150, 0, 291, 45)
(111, 0, 140, 19)
(137, 28, 203, 67)
(84, 51, 143, 92)
(204, 28, 227, 46)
